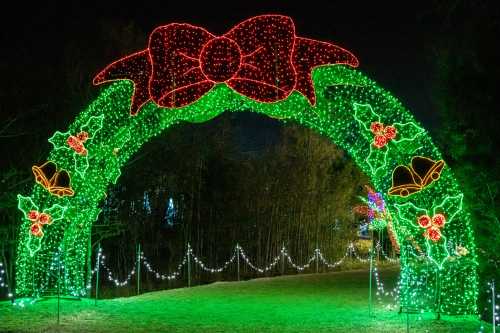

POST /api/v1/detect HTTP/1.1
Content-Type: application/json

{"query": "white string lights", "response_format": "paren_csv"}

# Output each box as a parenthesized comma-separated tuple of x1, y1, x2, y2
(237, 245, 283, 273)
(375, 241, 399, 263)
(284, 249, 316, 271)
(141, 252, 187, 280)
(98, 248, 137, 287)
(0, 262, 12, 298)
(372, 260, 400, 310)
(349, 243, 370, 263)
(0, 262, 7, 289)
(90, 242, 398, 287)
(188, 245, 238, 274)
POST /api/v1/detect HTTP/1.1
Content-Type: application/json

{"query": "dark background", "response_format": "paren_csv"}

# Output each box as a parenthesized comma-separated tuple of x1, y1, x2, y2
(1, 2, 445, 124)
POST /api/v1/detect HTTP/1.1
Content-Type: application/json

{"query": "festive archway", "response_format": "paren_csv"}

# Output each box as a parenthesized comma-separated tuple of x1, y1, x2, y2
(16, 15, 477, 315)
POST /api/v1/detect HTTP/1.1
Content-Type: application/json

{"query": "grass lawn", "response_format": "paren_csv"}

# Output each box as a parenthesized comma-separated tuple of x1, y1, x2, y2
(0, 266, 487, 332)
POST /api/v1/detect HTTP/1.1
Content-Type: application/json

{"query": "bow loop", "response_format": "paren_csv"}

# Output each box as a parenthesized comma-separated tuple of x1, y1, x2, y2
(224, 15, 296, 101)
(149, 23, 215, 108)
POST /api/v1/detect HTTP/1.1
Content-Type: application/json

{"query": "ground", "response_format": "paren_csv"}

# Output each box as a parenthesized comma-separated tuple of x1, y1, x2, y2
(0, 267, 487, 332)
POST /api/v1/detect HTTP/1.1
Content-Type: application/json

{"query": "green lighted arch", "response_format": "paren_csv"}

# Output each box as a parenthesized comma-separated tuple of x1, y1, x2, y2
(16, 65, 478, 315)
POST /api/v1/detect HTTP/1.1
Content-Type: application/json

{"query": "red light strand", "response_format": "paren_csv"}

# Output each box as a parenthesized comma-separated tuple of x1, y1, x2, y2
(93, 15, 359, 115)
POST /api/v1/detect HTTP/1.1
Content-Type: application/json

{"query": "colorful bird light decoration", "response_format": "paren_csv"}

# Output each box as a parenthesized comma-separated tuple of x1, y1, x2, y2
(353, 185, 389, 231)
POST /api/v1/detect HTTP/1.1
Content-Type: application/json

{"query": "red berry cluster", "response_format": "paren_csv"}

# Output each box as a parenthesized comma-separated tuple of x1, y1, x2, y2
(417, 213, 446, 242)
(370, 122, 397, 148)
(66, 131, 89, 156)
(27, 210, 52, 237)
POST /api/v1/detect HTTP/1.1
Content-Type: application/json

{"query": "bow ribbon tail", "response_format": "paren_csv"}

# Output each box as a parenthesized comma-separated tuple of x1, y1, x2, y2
(292, 37, 359, 105)
(93, 50, 152, 115)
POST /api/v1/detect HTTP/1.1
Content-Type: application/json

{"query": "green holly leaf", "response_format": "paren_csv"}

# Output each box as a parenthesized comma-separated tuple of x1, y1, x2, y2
(353, 103, 380, 142)
(27, 237, 42, 257)
(48, 131, 68, 150)
(433, 194, 464, 223)
(48, 115, 105, 177)
(44, 204, 67, 222)
(17, 195, 38, 216)
(392, 122, 425, 144)
(81, 115, 104, 137)
(18, 197, 68, 256)
(425, 235, 451, 269)
(394, 201, 427, 227)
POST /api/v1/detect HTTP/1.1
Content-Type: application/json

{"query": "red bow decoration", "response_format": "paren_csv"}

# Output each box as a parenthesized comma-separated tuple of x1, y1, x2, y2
(27, 210, 52, 237)
(67, 131, 89, 156)
(370, 122, 397, 149)
(417, 213, 446, 242)
(93, 15, 359, 115)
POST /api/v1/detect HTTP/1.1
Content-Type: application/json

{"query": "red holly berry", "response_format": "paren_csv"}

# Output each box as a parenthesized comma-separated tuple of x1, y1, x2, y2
(418, 215, 432, 228)
(30, 223, 43, 237)
(370, 122, 384, 134)
(67, 136, 78, 148)
(77, 144, 85, 153)
(373, 135, 387, 148)
(38, 213, 51, 225)
(424, 226, 441, 242)
(384, 125, 397, 140)
(27, 210, 39, 221)
(77, 131, 89, 142)
(432, 213, 446, 228)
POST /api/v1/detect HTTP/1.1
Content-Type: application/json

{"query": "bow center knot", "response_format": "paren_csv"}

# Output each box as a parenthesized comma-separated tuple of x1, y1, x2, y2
(200, 37, 241, 82)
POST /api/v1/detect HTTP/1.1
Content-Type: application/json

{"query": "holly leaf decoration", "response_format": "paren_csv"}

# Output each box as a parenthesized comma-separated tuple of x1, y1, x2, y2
(80, 115, 104, 137)
(48, 115, 104, 177)
(392, 122, 425, 144)
(394, 201, 427, 228)
(353, 103, 380, 142)
(43, 204, 67, 222)
(433, 194, 463, 223)
(353, 103, 425, 175)
(18, 195, 68, 256)
(17, 195, 38, 215)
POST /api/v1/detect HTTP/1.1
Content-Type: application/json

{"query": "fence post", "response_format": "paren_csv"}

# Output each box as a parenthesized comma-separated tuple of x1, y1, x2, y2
(315, 242, 319, 274)
(369, 231, 374, 317)
(95, 243, 100, 306)
(281, 242, 285, 275)
(236, 244, 240, 282)
(492, 280, 497, 333)
(136, 243, 141, 295)
(57, 250, 61, 325)
(187, 243, 191, 288)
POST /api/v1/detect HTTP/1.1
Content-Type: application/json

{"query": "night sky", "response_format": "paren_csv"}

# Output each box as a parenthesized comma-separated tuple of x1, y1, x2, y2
(0, 2, 445, 121)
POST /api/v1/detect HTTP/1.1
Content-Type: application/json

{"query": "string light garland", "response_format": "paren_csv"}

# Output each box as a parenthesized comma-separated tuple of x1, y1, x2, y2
(141, 252, 187, 280)
(188, 245, 238, 273)
(0, 262, 12, 298)
(316, 246, 353, 268)
(90, 242, 382, 288)
(372, 260, 400, 310)
(14, 14, 477, 316)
